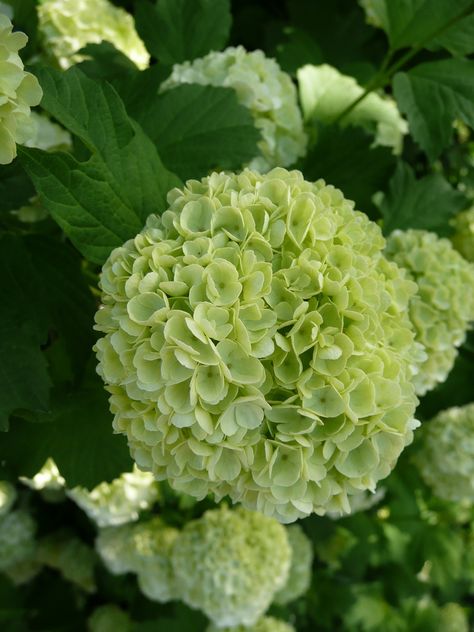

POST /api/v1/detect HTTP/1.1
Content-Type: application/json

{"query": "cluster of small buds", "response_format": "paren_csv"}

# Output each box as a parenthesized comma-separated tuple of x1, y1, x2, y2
(161, 47, 307, 172)
(95, 167, 421, 522)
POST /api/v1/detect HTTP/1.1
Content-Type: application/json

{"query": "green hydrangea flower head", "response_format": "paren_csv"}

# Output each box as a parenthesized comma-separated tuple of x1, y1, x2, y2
(127, 517, 179, 603)
(38, 532, 97, 592)
(385, 229, 474, 395)
(0, 510, 36, 571)
(415, 403, 474, 503)
(358, 0, 386, 28)
(24, 111, 71, 151)
(206, 618, 296, 632)
(297, 64, 407, 154)
(88, 605, 132, 632)
(67, 466, 159, 527)
(95, 523, 137, 575)
(95, 167, 422, 522)
(0, 481, 17, 516)
(0, 14, 42, 164)
(451, 206, 474, 263)
(274, 524, 313, 605)
(438, 603, 468, 632)
(161, 47, 307, 172)
(170, 506, 291, 627)
(20, 457, 66, 503)
(37, 0, 149, 70)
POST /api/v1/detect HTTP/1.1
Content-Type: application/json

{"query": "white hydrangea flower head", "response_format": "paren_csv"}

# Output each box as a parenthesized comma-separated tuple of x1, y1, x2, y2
(438, 603, 469, 632)
(415, 403, 474, 503)
(127, 517, 179, 603)
(38, 532, 97, 592)
(88, 605, 132, 632)
(297, 64, 408, 154)
(95, 168, 421, 522)
(274, 524, 313, 605)
(20, 457, 66, 502)
(0, 2, 13, 19)
(0, 510, 36, 571)
(385, 229, 474, 395)
(24, 111, 71, 151)
(206, 618, 296, 632)
(0, 14, 42, 164)
(170, 506, 291, 627)
(67, 466, 159, 527)
(37, 0, 149, 70)
(95, 523, 137, 575)
(161, 46, 307, 172)
(451, 207, 474, 263)
(0, 481, 17, 516)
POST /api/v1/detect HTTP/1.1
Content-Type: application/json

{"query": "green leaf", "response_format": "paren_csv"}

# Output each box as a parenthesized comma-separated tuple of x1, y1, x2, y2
(20, 66, 181, 264)
(372, 0, 474, 51)
(393, 59, 474, 160)
(0, 161, 35, 213)
(0, 234, 97, 431)
(275, 27, 323, 76)
(129, 84, 261, 180)
(432, 13, 474, 55)
(380, 162, 466, 235)
(300, 126, 395, 218)
(135, 0, 231, 65)
(0, 377, 133, 489)
(76, 42, 139, 82)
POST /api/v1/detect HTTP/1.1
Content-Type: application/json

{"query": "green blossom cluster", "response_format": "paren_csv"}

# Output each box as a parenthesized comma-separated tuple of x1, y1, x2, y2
(67, 466, 159, 527)
(206, 618, 295, 632)
(38, 531, 97, 592)
(88, 605, 132, 632)
(385, 230, 474, 395)
(170, 506, 291, 627)
(24, 111, 71, 151)
(161, 47, 307, 172)
(96, 518, 179, 603)
(297, 64, 407, 154)
(96, 167, 421, 522)
(415, 403, 474, 503)
(451, 207, 474, 263)
(20, 457, 66, 502)
(274, 524, 313, 605)
(0, 510, 36, 571)
(0, 481, 17, 516)
(37, 0, 149, 70)
(358, 0, 386, 28)
(438, 603, 469, 632)
(0, 14, 42, 164)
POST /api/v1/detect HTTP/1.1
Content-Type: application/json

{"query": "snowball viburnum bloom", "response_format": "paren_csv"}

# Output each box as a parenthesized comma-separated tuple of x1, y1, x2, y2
(171, 506, 291, 627)
(297, 64, 407, 154)
(385, 229, 474, 395)
(274, 524, 313, 605)
(0, 481, 17, 516)
(0, 14, 42, 164)
(206, 618, 296, 632)
(0, 510, 36, 571)
(95, 168, 422, 522)
(415, 403, 474, 503)
(161, 47, 307, 172)
(37, 0, 149, 70)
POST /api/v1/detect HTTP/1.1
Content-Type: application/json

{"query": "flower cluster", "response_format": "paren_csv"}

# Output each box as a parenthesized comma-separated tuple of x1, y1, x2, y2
(0, 510, 36, 571)
(38, 532, 97, 592)
(415, 403, 474, 503)
(24, 111, 71, 151)
(451, 207, 474, 263)
(88, 605, 132, 632)
(274, 524, 313, 605)
(438, 603, 469, 632)
(0, 481, 17, 516)
(170, 506, 291, 627)
(95, 167, 421, 522)
(385, 230, 474, 395)
(67, 466, 159, 527)
(37, 0, 149, 70)
(96, 518, 179, 603)
(0, 14, 42, 164)
(161, 47, 307, 172)
(206, 618, 295, 632)
(297, 64, 407, 154)
(358, 0, 386, 28)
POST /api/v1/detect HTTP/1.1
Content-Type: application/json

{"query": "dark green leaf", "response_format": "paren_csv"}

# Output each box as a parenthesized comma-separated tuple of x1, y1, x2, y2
(393, 59, 474, 160)
(0, 377, 132, 488)
(135, 0, 231, 65)
(0, 161, 35, 213)
(20, 66, 181, 264)
(129, 84, 261, 180)
(76, 42, 139, 81)
(380, 162, 466, 235)
(275, 27, 323, 76)
(300, 126, 395, 218)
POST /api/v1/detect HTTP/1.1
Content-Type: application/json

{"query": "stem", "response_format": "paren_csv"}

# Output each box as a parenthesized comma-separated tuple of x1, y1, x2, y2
(334, 2, 474, 125)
